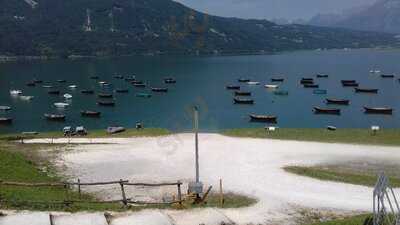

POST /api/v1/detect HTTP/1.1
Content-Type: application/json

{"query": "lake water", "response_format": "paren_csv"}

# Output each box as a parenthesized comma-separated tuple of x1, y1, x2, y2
(1, 49, 400, 133)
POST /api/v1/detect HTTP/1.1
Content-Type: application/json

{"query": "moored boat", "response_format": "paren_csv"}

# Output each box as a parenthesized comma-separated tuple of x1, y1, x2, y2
(313, 89, 327, 94)
(304, 84, 319, 88)
(226, 85, 240, 90)
(68, 85, 78, 89)
(0, 106, 11, 111)
(133, 83, 146, 87)
(48, 90, 60, 95)
(164, 78, 176, 84)
(115, 89, 129, 93)
(81, 110, 101, 117)
(249, 114, 277, 123)
(247, 81, 260, 85)
(81, 90, 94, 94)
(0, 117, 13, 124)
(151, 87, 168, 92)
(97, 100, 115, 106)
(125, 76, 136, 81)
(364, 107, 393, 114)
(233, 97, 254, 104)
(44, 113, 65, 121)
(342, 82, 359, 87)
(273, 90, 289, 96)
(98, 93, 113, 98)
(136, 93, 152, 98)
(341, 80, 356, 84)
(264, 84, 279, 89)
(238, 78, 250, 83)
(10, 90, 22, 95)
(54, 102, 69, 108)
(42, 85, 53, 88)
(63, 93, 72, 99)
(326, 98, 350, 105)
(26, 81, 36, 87)
(20, 95, 34, 101)
(313, 107, 341, 115)
(90, 76, 99, 79)
(235, 91, 251, 96)
(113, 75, 124, 79)
(355, 88, 378, 93)
(381, 74, 395, 78)
(316, 74, 329, 78)
(271, 78, 284, 82)
(57, 79, 66, 83)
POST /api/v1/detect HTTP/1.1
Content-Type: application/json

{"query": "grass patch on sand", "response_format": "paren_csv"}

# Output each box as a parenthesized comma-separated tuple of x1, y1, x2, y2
(307, 214, 370, 225)
(223, 128, 400, 146)
(0, 128, 171, 141)
(0, 141, 255, 212)
(284, 166, 400, 188)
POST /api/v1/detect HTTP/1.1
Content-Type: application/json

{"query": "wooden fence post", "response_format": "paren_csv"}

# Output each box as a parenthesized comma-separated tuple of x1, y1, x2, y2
(119, 179, 127, 206)
(177, 181, 182, 204)
(77, 179, 81, 199)
(64, 183, 70, 207)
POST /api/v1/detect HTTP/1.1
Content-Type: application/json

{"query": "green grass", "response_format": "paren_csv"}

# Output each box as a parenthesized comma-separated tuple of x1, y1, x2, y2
(0, 141, 255, 211)
(223, 128, 400, 146)
(0, 128, 171, 141)
(284, 166, 400, 188)
(307, 214, 370, 225)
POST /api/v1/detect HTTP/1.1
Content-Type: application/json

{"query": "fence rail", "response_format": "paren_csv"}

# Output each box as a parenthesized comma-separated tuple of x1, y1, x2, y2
(0, 179, 184, 206)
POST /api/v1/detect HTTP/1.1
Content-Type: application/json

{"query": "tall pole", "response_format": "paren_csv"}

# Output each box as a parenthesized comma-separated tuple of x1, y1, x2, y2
(194, 106, 199, 183)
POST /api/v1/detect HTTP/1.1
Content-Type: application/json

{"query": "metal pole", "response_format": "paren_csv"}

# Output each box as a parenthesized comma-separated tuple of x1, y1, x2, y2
(194, 106, 199, 183)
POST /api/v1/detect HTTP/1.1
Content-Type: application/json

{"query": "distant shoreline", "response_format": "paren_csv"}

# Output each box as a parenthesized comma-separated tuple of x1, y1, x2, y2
(1, 47, 398, 63)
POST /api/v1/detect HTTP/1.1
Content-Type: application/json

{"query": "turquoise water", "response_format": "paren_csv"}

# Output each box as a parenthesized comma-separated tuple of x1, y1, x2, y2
(0, 49, 400, 133)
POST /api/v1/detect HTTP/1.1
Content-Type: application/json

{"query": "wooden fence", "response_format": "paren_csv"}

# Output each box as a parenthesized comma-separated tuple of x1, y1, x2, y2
(0, 179, 183, 207)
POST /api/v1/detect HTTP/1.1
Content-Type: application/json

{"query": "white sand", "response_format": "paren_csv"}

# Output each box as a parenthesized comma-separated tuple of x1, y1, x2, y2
(9, 134, 400, 225)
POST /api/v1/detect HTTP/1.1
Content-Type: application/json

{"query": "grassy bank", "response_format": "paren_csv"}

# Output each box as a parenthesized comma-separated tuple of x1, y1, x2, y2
(223, 128, 400, 146)
(0, 128, 171, 141)
(307, 214, 370, 225)
(0, 141, 255, 212)
(284, 166, 400, 188)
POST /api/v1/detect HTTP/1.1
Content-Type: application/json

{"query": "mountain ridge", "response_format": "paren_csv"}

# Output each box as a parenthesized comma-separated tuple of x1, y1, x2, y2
(0, 0, 397, 57)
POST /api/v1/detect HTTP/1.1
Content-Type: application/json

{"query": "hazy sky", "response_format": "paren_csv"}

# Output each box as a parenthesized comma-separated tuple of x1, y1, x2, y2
(174, 0, 377, 20)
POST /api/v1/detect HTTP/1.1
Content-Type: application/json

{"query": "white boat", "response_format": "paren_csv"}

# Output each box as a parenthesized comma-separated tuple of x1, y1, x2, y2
(42, 85, 53, 88)
(68, 85, 77, 89)
(99, 81, 108, 85)
(20, 96, 34, 101)
(63, 93, 72, 99)
(10, 90, 22, 95)
(265, 84, 279, 89)
(247, 81, 260, 85)
(54, 102, 69, 108)
(0, 106, 11, 111)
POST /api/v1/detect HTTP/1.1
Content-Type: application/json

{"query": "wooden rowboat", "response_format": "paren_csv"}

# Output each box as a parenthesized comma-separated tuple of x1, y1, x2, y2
(326, 98, 350, 105)
(249, 114, 277, 123)
(233, 97, 254, 104)
(313, 107, 341, 115)
(364, 107, 393, 115)
(226, 85, 240, 90)
(235, 91, 251, 96)
(355, 88, 378, 93)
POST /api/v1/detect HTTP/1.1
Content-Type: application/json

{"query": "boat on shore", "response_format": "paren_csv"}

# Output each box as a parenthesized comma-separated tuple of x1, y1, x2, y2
(44, 114, 65, 121)
(355, 88, 378, 93)
(234, 91, 251, 96)
(313, 107, 341, 115)
(107, 126, 125, 134)
(81, 110, 101, 117)
(249, 114, 277, 123)
(326, 98, 350, 105)
(136, 93, 152, 98)
(234, 97, 254, 104)
(0, 117, 13, 124)
(97, 101, 115, 106)
(364, 107, 393, 114)
(226, 85, 240, 90)
(151, 87, 168, 92)
(98, 93, 113, 98)
(81, 90, 94, 94)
